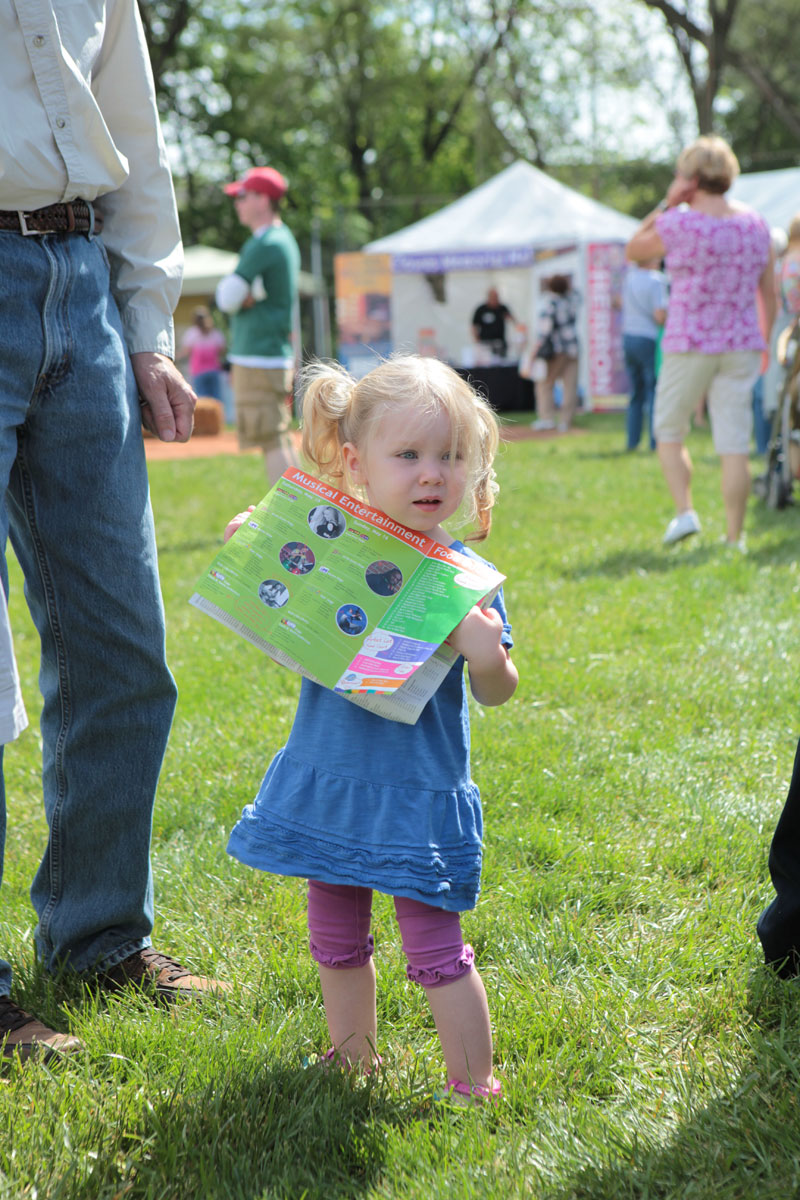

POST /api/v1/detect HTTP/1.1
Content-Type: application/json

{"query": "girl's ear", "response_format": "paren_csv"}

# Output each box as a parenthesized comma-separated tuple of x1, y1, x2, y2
(341, 441, 363, 484)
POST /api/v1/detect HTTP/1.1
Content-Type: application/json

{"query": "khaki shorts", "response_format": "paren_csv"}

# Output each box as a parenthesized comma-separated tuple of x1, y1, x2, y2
(231, 364, 295, 450)
(654, 350, 761, 455)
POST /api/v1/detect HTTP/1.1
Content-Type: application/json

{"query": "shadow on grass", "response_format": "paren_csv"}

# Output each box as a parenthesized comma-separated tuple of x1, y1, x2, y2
(572, 446, 718, 466)
(562, 541, 720, 580)
(571, 448, 640, 462)
(551, 968, 800, 1200)
(2, 962, 420, 1199)
(20, 1047, 419, 1200)
(115, 1058, 411, 1200)
(562, 511, 800, 579)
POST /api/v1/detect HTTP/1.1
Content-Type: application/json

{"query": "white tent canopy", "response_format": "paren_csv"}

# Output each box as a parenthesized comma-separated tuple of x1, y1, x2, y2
(181, 243, 323, 299)
(729, 168, 800, 233)
(181, 245, 239, 295)
(366, 160, 638, 259)
(362, 161, 637, 398)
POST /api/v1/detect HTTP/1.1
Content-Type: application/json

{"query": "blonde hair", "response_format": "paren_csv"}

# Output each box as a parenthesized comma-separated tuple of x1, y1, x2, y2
(676, 135, 739, 194)
(788, 212, 800, 244)
(300, 355, 500, 541)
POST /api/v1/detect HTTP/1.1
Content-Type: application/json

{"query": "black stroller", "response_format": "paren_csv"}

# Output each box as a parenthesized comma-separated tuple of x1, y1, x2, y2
(755, 317, 800, 509)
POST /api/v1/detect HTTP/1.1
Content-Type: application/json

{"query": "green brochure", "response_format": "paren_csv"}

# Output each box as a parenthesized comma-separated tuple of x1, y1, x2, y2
(190, 467, 505, 724)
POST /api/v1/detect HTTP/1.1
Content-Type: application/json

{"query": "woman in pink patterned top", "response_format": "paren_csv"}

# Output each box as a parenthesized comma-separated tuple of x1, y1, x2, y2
(627, 136, 776, 550)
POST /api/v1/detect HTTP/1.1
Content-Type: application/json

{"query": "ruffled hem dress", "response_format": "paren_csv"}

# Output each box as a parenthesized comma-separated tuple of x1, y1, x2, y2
(227, 542, 511, 913)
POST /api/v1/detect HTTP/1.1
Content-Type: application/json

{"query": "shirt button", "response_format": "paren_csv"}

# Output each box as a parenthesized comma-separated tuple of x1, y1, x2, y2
(33, 34, 45, 46)
(55, 118, 66, 129)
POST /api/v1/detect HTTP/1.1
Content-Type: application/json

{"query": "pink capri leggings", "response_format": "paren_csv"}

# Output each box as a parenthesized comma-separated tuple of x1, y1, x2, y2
(307, 880, 474, 989)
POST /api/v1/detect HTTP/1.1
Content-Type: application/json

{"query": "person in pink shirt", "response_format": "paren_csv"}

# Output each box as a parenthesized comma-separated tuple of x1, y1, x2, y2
(179, 306, 227, 403)
(627, 136, 775, 549)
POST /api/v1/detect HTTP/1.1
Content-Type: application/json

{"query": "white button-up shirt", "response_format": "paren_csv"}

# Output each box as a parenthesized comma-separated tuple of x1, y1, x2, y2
(0, 587, 26, 746)
(0, 0, 182, 356)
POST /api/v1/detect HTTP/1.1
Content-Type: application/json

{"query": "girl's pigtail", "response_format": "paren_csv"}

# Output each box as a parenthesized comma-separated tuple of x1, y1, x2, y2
(300, 361, 356, 484)
(465, 406, 500, 543)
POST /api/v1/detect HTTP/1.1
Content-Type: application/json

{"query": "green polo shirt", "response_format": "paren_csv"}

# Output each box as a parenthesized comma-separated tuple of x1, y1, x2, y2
(230, 222, 300, 360)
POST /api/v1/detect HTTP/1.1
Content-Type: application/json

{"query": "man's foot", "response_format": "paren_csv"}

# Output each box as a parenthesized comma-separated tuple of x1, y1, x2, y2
(530, 418, 556, 431)
(663, 509, 701, 546)
(0, 996, 83, 1063)
(97, 948, 229, 1003)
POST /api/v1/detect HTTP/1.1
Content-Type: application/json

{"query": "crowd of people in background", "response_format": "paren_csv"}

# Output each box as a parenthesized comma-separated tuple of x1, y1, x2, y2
(4, 0, 800, 1088)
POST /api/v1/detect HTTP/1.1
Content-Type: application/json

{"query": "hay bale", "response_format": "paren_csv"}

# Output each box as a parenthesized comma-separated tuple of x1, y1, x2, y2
(143, 395, 224, 439)
(193, 396, 224, 436)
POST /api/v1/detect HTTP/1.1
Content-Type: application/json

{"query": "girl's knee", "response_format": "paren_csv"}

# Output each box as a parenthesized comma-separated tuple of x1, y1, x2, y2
(407, 943, 474, 989)
(394, 895, 475, 988)
(307, 880, 374, 969)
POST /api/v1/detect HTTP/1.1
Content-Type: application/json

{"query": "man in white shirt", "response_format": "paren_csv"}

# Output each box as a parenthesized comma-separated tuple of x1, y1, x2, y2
(0, 0, 224, 1063)
(0, 590, 26, 748)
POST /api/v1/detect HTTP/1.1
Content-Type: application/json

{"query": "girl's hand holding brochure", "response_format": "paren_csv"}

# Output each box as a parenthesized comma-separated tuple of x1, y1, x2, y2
(223, 506, 255, 544)
(447, 604, 518, 707)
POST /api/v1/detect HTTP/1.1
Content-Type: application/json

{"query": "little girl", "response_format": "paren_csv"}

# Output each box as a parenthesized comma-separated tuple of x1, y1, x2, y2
(224, 355, 518, 1101)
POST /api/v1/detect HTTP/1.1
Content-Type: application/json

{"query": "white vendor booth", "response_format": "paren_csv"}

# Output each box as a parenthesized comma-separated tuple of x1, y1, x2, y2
(729, 167, 800, 413)
(730, 167, 800, 232)
(362, 160, 638, 409)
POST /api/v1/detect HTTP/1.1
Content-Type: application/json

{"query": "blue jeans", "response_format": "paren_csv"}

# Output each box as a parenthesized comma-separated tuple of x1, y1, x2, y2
(623, 334, 658, 450)
(0, 231, 177, 995)
(191, 369, 222, 400)
(193, 370, 236, 423)
(752, 374, 771, 456)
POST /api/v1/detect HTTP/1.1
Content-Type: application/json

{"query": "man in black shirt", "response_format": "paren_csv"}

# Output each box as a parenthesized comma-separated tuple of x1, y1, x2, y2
(471, 287, 514, 357)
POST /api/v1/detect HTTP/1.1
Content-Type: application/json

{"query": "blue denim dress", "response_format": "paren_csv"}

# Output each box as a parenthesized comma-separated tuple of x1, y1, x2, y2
(227, 544, 511, 912)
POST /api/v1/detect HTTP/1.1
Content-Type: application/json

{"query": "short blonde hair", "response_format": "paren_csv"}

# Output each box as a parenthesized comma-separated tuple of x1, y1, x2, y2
(676, 135, 739, 194)
(300, 355, 500, 541)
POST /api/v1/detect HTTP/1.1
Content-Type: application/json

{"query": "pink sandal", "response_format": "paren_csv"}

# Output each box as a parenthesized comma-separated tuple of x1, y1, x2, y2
(445, 1078, 502, 1104)
(323, 1047, 383, 1075)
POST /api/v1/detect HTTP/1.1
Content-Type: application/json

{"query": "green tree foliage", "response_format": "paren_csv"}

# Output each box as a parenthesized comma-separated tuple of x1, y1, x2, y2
(139, 0, 532, 258)
(137, 0, 800, 288)
(638, 0, 800, 165)
(138, 0, 693, 263)
(718, 0, 800, 171)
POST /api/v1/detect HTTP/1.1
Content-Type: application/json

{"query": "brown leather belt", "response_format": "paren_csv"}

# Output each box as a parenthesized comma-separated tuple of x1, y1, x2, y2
(0, 201, 102, 235)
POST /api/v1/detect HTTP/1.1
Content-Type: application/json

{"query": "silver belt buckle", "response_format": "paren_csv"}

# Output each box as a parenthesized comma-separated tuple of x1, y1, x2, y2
(17, 211, 45, 236)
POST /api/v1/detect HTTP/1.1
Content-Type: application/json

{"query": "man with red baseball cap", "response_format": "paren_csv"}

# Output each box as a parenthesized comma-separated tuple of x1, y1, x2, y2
(223, 166, 288, 202)
(217, 165, 300, 483)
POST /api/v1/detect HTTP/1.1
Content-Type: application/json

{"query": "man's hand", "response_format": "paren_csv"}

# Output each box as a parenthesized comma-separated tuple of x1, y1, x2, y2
(131, 352, 196, 443)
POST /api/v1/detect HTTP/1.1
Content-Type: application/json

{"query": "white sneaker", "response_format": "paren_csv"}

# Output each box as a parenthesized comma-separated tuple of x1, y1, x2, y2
(663, 510, 701, 545)
(531, 418, 556, 431)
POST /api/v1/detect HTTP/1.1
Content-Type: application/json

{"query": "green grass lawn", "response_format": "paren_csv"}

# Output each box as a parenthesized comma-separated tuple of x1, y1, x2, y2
(3, 411, 800, 1199)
